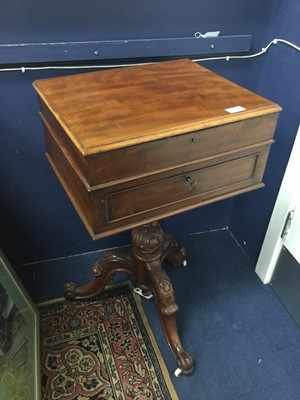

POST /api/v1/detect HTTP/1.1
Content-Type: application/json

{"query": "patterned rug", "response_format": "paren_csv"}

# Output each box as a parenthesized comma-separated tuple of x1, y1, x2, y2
(39, 281, 178, 400)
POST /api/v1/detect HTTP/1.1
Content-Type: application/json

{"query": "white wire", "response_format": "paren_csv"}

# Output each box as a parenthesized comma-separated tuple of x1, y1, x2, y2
(192, 38, 300, 62)
(0, 38, 299, 73)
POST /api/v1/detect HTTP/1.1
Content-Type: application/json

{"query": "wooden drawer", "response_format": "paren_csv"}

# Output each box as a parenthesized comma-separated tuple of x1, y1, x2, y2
(105, 148, 270, 223)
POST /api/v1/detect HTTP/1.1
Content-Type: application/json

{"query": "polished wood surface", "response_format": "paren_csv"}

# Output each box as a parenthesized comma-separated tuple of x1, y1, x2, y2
(34, 59, 281, 375)
(40, 110, 278, 239)
(33, 59, 280, 155)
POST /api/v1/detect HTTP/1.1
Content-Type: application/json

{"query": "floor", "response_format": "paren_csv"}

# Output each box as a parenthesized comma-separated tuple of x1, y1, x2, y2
(16, 228, 300, 400)
(271, 246, 300, 326)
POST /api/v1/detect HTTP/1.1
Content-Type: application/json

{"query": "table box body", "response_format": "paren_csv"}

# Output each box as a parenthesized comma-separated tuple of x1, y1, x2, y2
(33, 59, 281, 239)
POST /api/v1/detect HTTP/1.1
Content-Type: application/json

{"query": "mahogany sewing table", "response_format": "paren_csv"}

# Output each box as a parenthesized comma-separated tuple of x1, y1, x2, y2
(33, 59, 281, 375)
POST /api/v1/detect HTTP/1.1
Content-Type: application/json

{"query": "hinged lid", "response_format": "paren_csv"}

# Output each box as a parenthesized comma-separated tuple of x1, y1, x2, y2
(33, 59, 281, 156)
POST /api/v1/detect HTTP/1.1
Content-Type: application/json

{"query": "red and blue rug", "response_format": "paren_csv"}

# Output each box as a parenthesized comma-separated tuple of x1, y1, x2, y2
(39, 282, 178, 400)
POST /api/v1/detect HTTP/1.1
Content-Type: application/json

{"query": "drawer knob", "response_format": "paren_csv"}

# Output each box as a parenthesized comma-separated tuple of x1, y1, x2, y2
(185, 176, 197, 190)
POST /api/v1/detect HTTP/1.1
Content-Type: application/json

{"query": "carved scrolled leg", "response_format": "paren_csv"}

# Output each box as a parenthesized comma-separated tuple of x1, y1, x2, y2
(134, 258, 152, 296)
(132, 222, 193, 375)
(162, 234, 187, 268)
(64, 250, 135, 300)
(146, 259, 193, 375)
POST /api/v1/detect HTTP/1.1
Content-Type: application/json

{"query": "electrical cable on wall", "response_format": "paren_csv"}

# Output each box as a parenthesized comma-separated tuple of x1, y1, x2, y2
(0, 38, 299, 73)
(193, 38, 300, 62)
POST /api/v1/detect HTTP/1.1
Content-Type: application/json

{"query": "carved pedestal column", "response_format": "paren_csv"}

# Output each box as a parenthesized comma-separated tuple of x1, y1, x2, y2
(63, 221, 193, 375)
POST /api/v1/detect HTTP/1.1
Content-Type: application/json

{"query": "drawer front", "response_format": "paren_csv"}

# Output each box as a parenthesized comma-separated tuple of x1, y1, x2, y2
(88, 113, 279, 186)
(106, 150, 267, 223)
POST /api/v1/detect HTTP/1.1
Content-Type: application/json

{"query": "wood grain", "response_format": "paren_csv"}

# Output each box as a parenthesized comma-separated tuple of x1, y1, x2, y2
(33, 59, 281, 156)
(34, 59, 281, 239)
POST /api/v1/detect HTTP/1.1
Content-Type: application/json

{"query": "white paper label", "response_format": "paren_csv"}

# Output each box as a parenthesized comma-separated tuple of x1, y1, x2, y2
(225, 106, 246, 114)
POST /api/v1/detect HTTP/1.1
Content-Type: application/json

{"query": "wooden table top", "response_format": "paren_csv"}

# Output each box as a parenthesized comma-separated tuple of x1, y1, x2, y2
(33, 59, 281, 156)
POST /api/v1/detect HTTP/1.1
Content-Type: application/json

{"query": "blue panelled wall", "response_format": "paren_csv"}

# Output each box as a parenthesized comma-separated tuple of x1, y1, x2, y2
(0, 0, 298, 268)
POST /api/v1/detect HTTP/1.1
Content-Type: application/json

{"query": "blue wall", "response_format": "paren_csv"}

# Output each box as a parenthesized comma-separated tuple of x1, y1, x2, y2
(0, 1, 279, 45)
(1, 0, 296, 268)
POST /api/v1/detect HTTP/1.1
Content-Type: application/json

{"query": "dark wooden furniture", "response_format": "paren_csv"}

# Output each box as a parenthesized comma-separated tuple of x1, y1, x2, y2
(33, 59, 281, 375)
